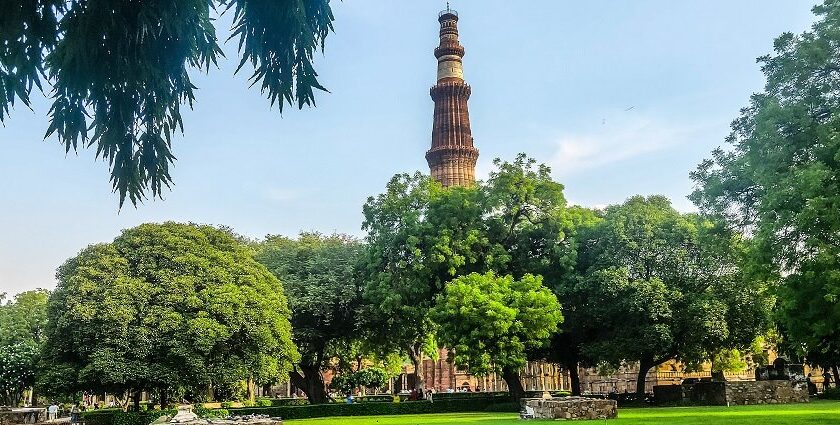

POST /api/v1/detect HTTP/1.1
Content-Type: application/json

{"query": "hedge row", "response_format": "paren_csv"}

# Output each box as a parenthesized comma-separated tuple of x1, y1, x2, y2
(430, 390, 570, 401)
(818, 387, 840, 400)
(81, 409, 176, 425)
(79, 397, 521, 424)
(228, 398, 519, 419)
(261, 398, 309, 407)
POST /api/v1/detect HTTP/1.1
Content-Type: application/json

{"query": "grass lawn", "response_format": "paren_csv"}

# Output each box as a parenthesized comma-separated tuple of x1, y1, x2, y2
(285, 400, 840, 425)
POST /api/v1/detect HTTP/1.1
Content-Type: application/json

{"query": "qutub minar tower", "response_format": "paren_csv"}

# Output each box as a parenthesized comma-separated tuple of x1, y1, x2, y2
(426, 5, 479, 187)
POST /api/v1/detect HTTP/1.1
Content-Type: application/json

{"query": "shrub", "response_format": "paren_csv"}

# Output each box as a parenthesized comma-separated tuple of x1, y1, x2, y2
(353, 368, 390, 389)
(820, 387, 840, 400)
(354, 395, 393, 403)
(256, 398, 273, 407)
(81, 409, 177, 425)
(242, 400, 255, 407)
(330, 368, 392, 394)
(219, 402, 233, 409)
(193, 405, 230, 418)
(431, 391, 511, 400)
(268, 398, 309, 407)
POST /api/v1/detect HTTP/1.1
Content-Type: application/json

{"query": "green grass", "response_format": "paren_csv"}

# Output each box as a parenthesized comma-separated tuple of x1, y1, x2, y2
(285, 400, 840, 424)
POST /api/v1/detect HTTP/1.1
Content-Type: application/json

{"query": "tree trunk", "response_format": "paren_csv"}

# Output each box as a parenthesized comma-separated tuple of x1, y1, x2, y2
(289, 364, 328, 404)
(246, 378, 256, 402)
(159, 386, 169, 409)
(115, 392, 130, 410)
(408, 342, 425, 391)
(502, 366, 525, 402)
(132, 390, 141, 412)
(832, 365, 840, 387)
(569, 363, 581, 396)
(636, 360, 653, 396)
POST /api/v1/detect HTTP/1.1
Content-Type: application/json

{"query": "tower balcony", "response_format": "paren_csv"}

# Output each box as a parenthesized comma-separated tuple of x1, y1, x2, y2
(430, 81, 471, 100)
(434, 45, 465, 59)
(425, 145, 479, 164)
(439, 9, 459, 19)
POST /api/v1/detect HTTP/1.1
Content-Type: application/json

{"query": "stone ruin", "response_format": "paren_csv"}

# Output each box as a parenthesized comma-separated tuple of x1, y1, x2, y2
(0, 407, 45, 425)
(152, 406, 283, 425)
(653, 359, 809, 406)
(520, 395, 617, 421)
(726, 380, 808, 405)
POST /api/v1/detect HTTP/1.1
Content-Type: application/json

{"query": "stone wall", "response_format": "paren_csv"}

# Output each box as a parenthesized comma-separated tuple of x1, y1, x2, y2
(725, 381, 808, 405)
(522, 397, 617, 420)
(687, 382, 728, 405)
(653, 381, 809, 406)
(0, 408, 46, 425)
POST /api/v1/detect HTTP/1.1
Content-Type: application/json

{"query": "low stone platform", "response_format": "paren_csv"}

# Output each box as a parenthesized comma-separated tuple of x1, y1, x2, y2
(522, 397, 617, 420)
(0, 408, 46, 425)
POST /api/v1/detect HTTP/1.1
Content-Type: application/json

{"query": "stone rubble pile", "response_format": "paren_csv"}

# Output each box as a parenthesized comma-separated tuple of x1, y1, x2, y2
(155, 406, 282, 425)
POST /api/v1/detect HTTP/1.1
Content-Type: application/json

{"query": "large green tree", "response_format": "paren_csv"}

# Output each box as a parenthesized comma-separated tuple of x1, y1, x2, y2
(0, 343, 38, 407)
(360, 173, 488, 391)
(0, 290, 48, 406)
(361, 157, 586, 393)
(0, 290, 49, 348)
(579, 196, 771, 395)
(690, 0, 840, 374)
(40, 222, 297, 408)
(2, 0, 333, 206)
(254, 232, 363, 404)
(480, 154, 599, 395)
(430, 272, 562, 401)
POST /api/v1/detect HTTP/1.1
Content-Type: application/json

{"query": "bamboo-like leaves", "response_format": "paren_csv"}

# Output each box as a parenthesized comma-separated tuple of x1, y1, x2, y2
(2, 0, 334, 206)
(222, 0, 333, 110)
(0, 0, 63, 122)
(45, 0, 222, 206)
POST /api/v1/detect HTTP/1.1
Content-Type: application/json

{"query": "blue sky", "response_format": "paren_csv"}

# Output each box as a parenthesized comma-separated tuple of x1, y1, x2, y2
(0, 1, 819, 296)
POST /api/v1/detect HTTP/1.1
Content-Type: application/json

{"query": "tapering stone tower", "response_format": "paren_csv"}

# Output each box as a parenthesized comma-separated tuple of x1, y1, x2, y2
(426, 5, 479, 187)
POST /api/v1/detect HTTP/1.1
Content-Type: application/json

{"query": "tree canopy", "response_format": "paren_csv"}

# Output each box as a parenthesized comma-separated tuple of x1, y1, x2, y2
(0, 343, 38, 407)
(360, 172, 487, 390)
(254, 232, 363, 404)
(0, 290, 49, 348)
(361, 156, 585, 392)
(431, 272, 562, 400)
(0, 290, 48, 407)
(690, 0, 840, 369)
(577, 196, 772, 394)
(40, 222, 297, 406)
(2, 0, 334, 206)
(479, 155, 600, 395)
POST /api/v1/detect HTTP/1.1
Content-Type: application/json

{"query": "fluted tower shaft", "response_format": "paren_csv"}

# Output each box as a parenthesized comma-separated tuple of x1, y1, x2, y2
(426, 8, 478, 187)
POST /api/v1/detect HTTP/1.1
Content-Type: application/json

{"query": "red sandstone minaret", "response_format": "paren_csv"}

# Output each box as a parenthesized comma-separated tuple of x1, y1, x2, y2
(426, 5, 479, 187)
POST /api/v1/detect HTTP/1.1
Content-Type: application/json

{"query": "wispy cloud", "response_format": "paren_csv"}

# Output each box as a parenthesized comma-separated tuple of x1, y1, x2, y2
(547, 115, 712, 178)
